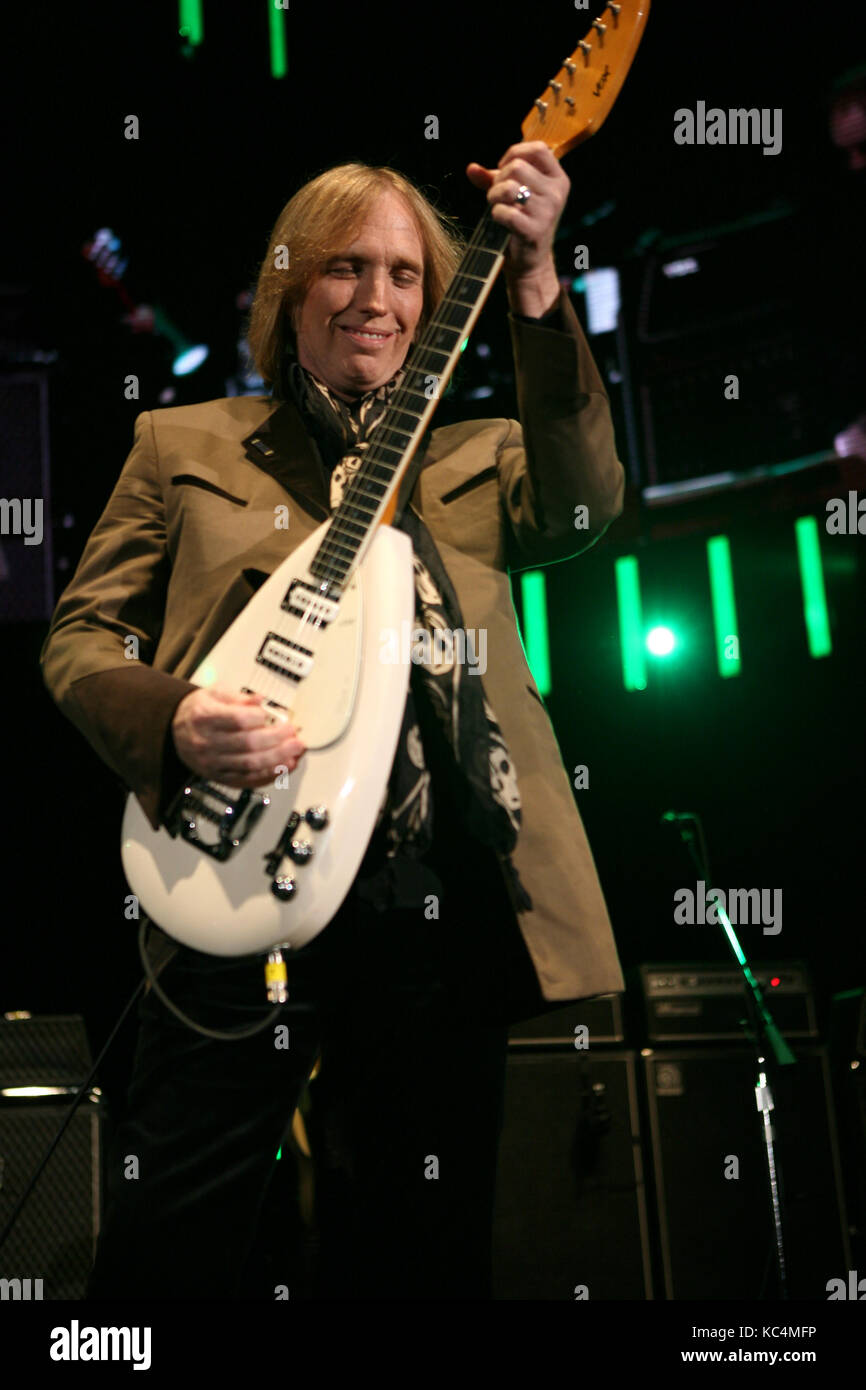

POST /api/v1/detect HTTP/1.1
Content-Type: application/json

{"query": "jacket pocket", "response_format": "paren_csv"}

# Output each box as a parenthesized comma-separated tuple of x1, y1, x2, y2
(170, 473, 249, 507)
(439, 465, 498, 506)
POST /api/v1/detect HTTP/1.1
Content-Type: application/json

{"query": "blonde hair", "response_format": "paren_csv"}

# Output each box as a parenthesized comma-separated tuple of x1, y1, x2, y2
(247, 163, 465, 391)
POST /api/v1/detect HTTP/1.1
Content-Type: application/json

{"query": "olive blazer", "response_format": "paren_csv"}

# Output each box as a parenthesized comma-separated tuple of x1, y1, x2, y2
(40, 290, 626, 1001)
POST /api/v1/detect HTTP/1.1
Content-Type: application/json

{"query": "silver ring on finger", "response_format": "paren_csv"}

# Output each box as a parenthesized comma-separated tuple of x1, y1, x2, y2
(514, 184, 532, 205)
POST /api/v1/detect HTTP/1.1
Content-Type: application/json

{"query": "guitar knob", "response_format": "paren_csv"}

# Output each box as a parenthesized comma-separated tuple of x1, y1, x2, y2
(288, 839, 313, 864)
(305, 806, 329, 831)
(270, 874, 296, 901)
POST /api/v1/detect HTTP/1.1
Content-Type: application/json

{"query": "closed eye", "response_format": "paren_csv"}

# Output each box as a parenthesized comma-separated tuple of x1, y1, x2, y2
(328, 262, 420, 287)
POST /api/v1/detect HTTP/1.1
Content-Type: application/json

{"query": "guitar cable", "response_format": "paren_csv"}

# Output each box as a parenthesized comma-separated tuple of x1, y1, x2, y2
(137, 915, 284, 1042)
(0, 926, 285, 1257)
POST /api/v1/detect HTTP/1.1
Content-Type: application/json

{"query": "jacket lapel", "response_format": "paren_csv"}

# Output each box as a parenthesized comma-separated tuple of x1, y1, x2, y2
(241, 396, 331, 523)
(241, 394, 433, 530)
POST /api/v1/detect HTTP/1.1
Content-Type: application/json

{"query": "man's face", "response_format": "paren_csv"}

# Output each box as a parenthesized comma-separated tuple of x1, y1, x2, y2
(294, 190, 425, 399)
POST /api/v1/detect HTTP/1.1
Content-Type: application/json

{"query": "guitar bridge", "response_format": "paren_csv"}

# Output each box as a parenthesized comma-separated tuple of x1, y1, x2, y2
(166, 779, 269, 861)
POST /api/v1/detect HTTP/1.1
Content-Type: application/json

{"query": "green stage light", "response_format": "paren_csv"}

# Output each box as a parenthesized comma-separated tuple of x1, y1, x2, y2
(178, 0, 203, 45)
(795, 517, 832, 658)
(706, 534, 741, 677)
(519, 571, 551, 696)
(269, 0, 287, 78)
(151, 307, 209, 377)
(646, 625, 676, 656)
(615, 556, 646, 691)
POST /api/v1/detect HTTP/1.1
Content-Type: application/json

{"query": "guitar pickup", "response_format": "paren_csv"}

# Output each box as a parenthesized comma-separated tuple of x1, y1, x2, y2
(256, 631, 314, 683)
(282, 580, 339, 626)
(165, 779, 269, 861)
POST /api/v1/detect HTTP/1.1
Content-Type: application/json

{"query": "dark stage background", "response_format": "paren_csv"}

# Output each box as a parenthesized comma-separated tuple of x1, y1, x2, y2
(1, 1, 864, 1175)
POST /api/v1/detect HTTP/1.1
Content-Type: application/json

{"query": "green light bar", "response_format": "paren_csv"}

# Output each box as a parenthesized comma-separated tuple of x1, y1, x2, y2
(178, 0, 203, 45)
(706, 535, 741, 677)
(614, 556, 646, 691)
(269, 1, 287, 78)
(519, 571, 551, 696)
(794, 516, 832, 658)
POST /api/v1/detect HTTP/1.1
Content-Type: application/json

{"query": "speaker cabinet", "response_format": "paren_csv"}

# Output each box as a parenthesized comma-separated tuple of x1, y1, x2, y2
(493, 1049, 653, 1300)
(0, 1097, 102, 1300)
(623, 213, 823, 489)
(643, 1046, 850, 1299)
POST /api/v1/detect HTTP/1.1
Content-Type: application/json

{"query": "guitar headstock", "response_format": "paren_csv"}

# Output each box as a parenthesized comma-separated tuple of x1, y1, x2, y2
(520, 0, 650, 158)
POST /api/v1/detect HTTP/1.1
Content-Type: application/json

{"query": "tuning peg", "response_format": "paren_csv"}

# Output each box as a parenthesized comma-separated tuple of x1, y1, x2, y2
(548, 80, 562, 94)
(578, 40, 592, 60)
(563, 58, 576, 74)
(534, 98, 548, 116)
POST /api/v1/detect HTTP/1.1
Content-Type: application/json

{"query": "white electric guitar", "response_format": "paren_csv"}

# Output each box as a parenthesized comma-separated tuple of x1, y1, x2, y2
(121, 1, 650, 957)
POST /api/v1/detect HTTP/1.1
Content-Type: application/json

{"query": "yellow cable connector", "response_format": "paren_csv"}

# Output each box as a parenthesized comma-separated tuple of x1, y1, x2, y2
(265, 948, 289, 1004)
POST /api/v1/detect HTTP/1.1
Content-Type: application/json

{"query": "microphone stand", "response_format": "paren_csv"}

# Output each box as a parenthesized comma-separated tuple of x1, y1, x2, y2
(661, 810, 797, 1300)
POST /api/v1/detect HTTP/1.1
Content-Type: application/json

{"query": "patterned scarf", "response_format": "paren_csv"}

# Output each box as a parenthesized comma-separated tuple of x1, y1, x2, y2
(281, 351, 533, 913)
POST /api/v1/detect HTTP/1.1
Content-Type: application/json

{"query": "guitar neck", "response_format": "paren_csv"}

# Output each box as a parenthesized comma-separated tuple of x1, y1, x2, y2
(308, 204, 513, 594)
(305, 0, 651, 596)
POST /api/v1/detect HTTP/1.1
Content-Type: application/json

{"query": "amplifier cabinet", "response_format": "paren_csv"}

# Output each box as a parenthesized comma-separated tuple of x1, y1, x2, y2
(639, 962, 818, 1043)
(642, 1046, 850, 1300)
(493, 1049, 652, 1299)
(0, 1094, 102, 1300)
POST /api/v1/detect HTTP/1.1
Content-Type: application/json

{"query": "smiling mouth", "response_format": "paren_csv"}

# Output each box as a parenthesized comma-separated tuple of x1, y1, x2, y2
(338, 326, 396, 346)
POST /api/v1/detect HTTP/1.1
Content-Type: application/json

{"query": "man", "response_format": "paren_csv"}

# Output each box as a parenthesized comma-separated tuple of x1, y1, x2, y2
(40, 142, 625, 1300)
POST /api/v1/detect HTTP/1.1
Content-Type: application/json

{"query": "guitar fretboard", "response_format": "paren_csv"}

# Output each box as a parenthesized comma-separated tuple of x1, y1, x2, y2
(308, 205, 511, 591)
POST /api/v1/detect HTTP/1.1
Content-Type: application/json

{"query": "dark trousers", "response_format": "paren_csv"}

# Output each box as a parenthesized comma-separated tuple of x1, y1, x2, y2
(87, 834, 543, 1301)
